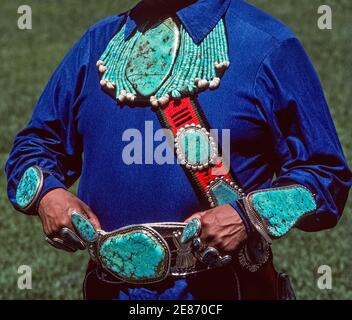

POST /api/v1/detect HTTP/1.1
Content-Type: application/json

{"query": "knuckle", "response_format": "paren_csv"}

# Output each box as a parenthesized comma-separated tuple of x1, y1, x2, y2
(200, 216, 208, 226)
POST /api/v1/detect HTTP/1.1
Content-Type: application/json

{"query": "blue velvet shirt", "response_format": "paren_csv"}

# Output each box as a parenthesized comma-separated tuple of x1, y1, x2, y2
(6, 0, 352, 299)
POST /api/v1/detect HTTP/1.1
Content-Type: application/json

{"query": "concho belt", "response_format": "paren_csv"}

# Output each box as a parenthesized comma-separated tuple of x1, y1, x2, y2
(71, 212, 231, 284)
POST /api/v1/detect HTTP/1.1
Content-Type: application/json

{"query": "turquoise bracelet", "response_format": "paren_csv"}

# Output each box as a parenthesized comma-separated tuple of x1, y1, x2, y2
(243, 184, 317, 241)
(15, 166, 44, 212)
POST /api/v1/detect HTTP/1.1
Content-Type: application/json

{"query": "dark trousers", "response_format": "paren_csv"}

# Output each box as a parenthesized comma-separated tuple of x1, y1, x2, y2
(83, 260, 242, 300)
(83, 259, 295, 300)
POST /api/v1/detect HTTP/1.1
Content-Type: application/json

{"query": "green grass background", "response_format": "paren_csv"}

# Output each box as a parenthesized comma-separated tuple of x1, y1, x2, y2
(0, 0, 351, 299)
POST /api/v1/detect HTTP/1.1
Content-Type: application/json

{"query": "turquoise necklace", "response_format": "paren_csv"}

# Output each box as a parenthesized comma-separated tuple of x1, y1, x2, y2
(97, 17, 229, 107)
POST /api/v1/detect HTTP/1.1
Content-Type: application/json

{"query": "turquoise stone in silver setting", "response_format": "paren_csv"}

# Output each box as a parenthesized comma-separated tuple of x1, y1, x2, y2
(16, 166, 43, 209)
(98, 227, 170, 283)
(251, 185, 316, 238)
(126, 18, 180, 97)
(207, 176, 244, 208)
(71, 212, 98, 242)
(181, 218, 201, 243)
(175, 124, 218, 171)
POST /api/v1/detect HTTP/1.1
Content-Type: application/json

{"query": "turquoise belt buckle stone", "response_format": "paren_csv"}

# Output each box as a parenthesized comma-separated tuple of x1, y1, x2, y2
(97, 226, 171, 284)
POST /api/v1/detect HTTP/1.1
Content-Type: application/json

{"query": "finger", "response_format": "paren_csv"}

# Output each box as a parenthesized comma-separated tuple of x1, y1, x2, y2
(51, 216, 75, 237)
(41, 219, 49, 236)
(202, 237, 219, 250)
(197, 225, 218, 249)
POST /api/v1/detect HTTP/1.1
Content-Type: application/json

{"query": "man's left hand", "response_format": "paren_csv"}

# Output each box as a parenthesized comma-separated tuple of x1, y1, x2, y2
(185, 204, 248, 253)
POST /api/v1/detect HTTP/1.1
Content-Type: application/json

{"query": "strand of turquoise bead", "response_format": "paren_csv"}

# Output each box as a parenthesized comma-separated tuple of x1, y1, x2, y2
(185, 35, 198, 93)
(103, 30, 125, 84)
(214, 23, 223, 64)
(100, 25, 125, 64)
(204, 36, 212, 81)
(199, 36, 207, 81)
(177, 28, 194, 95)
(208, 33, 217, 80)
(219, 20, 229, 63)
(221, 21, 229, 61)
(188, 37, 202, 91)
(170, 26, 188, 98)
(106, 40, 129, 96)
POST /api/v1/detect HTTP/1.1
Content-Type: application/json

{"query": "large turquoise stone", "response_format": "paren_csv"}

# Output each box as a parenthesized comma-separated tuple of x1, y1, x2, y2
(71, 212, 98, 242)
(252, 186, 317, 237)
(210, 181, 240, 206)
(125, 18, 180, 97)
(99, 230, 168, 282)
(16, 166, 41, 208)
(179, 128, 211, 165)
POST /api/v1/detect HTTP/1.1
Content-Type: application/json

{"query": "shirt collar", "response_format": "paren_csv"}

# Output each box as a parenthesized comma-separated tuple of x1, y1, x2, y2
(124, 0, 231, 44)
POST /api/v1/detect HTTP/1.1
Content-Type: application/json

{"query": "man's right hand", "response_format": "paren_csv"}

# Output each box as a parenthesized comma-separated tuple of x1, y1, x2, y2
(38, 188, 101, 252)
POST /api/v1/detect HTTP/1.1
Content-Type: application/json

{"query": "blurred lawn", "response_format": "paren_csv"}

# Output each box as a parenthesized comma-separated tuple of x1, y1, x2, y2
(0, 0, 351, 299)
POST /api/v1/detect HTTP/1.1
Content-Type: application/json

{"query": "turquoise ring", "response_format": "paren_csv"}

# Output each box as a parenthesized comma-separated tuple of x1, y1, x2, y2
(181, 218, 202, 243)
(71, 211, 98, 243)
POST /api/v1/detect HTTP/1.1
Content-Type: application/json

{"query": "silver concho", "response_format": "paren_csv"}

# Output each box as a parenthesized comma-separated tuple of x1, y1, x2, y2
(175, 123, 218, 171)
(238, 238, 270, 273)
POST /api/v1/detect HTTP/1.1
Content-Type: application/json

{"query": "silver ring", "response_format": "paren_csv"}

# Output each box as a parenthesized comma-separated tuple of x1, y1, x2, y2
(45, 227, 86, 252)
(200, 246, 221, 267)
(192, 237, 203, 252)
(199, 246, 233, 268)
(45, 236, 76, 252)
(60, 227, 86, 249)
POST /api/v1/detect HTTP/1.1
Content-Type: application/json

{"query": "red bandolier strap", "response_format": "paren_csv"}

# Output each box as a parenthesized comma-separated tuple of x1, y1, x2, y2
(157, 97, 244, 207)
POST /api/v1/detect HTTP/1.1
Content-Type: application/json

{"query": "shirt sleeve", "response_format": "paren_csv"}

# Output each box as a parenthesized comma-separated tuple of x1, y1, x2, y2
(5, 30, 91, 215)
(252, 37, 351, 232)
